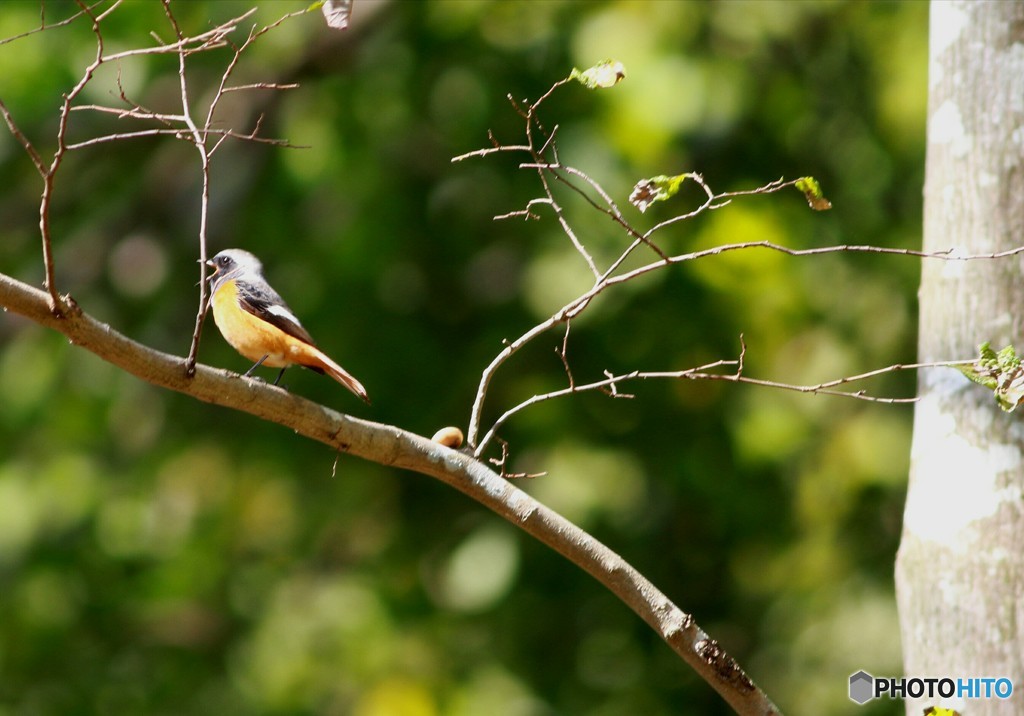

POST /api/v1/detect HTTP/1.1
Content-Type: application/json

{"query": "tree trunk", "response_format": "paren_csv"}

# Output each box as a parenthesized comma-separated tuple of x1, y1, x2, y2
(896, 1, 1024, 714)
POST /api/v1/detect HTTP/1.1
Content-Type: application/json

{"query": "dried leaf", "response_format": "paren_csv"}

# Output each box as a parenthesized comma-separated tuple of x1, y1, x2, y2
(320, 0, 353, 30)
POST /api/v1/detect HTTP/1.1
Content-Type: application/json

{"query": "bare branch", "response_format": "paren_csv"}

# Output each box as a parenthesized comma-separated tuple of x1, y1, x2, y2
(474, 348, 969, 458)
(222, 82, 300, 93)
(0, 0, 106, 47)
(0, 98, 46, 174)
(536, 184, 600, 278)
(716, 359, 971, 401)
(530, 77, 574, 113)
(475, 357, 740, 458)
(0, 0, 262, 316)
(99, 9, 254, 63)
(458, 77, 613, 283)
(158, 0, 215, 375)
(64, 127, 298, 151)
(34, 0, 112, 312)
(556, 320, 575, 389)
(487, 437, 547, 480)
(591, 240, 1024, 306)
(520, 162, 671, 264)
(458, 79, 1005, 451)
(70, 103, 188, 122)
(644, 175, 788, 236)
(451, 142, 532, 162)
(468, 315, 562, 448)
(493, 207, 542, 222)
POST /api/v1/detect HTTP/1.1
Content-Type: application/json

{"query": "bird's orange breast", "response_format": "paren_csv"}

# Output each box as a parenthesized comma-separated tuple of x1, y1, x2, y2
(211, 279, 304, 368)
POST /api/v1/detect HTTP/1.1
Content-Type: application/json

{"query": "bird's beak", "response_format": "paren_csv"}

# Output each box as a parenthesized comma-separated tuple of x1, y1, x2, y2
(203, 259, 221, 287)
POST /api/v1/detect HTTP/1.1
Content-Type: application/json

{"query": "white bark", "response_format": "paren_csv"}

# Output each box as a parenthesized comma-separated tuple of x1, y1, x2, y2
(896, 2, 1024, 714)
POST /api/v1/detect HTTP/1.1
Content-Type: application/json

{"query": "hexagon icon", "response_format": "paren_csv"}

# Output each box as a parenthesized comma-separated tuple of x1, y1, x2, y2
(849, 670, 874, 704)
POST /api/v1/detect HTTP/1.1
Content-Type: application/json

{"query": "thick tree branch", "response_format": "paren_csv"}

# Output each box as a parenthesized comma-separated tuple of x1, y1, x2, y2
(0, 270, 780, 716)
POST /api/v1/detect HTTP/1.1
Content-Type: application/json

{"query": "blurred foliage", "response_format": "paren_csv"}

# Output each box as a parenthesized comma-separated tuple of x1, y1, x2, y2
(0, 1, 928, 714)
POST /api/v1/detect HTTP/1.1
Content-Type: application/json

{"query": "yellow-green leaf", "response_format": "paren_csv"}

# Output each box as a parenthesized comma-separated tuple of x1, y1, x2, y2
(959, 342, 1024, 411)
(570, 60, 626, 90)
(795, 176, 832, 211)
(628, 173, 693, 213)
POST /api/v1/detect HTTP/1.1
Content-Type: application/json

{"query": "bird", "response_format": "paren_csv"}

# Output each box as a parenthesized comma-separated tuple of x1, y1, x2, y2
(205, 248, 369, 403)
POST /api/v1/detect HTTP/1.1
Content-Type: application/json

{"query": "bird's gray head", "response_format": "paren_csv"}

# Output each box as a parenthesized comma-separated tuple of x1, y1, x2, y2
(207, 248, 264, 282)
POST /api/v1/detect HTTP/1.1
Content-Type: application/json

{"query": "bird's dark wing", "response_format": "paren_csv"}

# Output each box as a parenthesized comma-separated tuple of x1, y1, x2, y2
(234, 279, 318, 346)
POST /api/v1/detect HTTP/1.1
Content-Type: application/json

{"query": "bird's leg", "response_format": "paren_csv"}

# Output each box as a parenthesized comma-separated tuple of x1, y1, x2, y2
(244, 355, 269, 377)
(273, 367, 287, 386)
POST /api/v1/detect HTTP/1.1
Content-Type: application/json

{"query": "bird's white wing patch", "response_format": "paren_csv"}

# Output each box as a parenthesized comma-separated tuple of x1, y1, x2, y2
(266, 303, 305, 329)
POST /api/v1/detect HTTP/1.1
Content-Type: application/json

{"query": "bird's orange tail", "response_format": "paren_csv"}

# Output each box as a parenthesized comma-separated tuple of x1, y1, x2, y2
(305, 347, 370, 404)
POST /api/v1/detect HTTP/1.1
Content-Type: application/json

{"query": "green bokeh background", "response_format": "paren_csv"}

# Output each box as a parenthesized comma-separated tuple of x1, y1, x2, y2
(0, 1, 927, 714)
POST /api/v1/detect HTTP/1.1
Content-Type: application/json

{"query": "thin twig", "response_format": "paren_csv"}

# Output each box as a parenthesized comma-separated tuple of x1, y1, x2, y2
(99, 13, 250, 62)
(559, 164, 669, 263)
(601, 241, 1016, 300)
(0, 98, 46, 174)
(65, 127, 297, 151)
(161, 0, 213, 375)
(474, 352, 969, 458)
(721, 358, 972, 398)
(70, 103, 188, 121)
(487, 436, 547, 479)
(522, 163, 600, 276)
(556, 320, 575, 389)
(0, 0, 106, 47)
(468, 314, 562, 448)
(183, 4, 312, 371)
(520, 162, 671, 265)
(644, 175, 786, 236)
(222, 82, 300, 92)
(493, 207, 542, 221)
(36, 0, 117, 313)
(517, 79, 601, 278)
(451, 142, 532, 162)
(475, 358, 738, 457)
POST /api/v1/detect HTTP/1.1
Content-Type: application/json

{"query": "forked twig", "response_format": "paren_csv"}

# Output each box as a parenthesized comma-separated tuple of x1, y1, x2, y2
(556, 320, 575, 389)
(488, 436, 547, 480)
